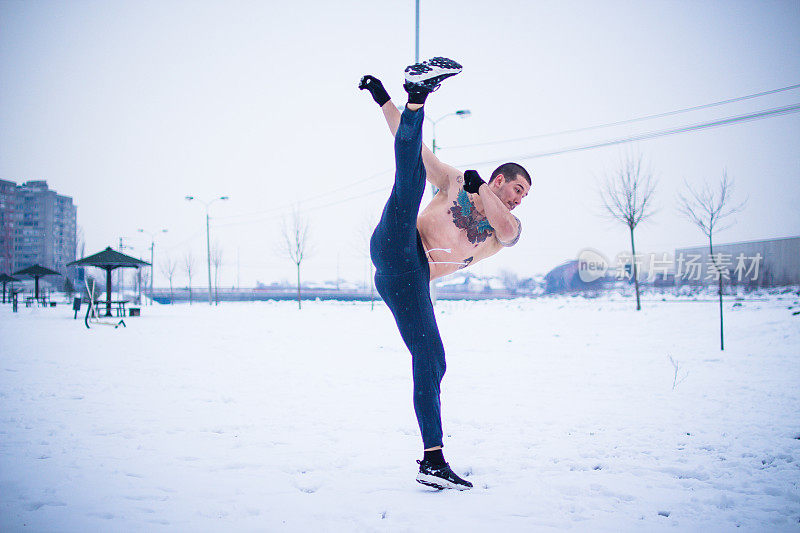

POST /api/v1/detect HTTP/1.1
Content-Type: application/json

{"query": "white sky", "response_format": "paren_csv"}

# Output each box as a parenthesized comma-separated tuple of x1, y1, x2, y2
(1, 0, 799, 288)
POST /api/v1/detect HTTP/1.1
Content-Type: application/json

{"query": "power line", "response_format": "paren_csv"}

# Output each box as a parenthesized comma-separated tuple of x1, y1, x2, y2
(212, 185, 390, 228)
(214, 167, 392, 221)
(211, 102, 799, 229)
(163, 229, 205, 253)
(456, 102, 800, 167)
(441, 83, 800, 151)
(204, 91, 799, 231)
(301, 185, 390, 213)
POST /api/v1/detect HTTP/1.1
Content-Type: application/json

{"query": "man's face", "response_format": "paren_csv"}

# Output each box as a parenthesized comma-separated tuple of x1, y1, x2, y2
(492, 174, 530, 211)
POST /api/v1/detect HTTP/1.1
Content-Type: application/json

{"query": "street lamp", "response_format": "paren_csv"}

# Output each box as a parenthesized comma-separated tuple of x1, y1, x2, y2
(426, 109, 471, 305)
(137, 228, 168, 305)
(186, 195, 229, 305)
(430, 109, 471, 157)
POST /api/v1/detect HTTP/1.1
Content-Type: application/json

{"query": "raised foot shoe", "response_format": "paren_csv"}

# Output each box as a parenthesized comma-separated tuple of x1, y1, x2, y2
(404, 56, 463, 93)
(416, 459, 473, 490)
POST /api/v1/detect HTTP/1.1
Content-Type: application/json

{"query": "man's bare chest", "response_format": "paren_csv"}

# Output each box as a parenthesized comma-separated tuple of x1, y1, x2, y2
(419, 189, 498, 251)
(447, 188, 497, 244)
(417, 189, 503, 278)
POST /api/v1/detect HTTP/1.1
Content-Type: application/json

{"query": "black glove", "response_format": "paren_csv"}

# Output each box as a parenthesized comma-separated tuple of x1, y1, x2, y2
(359, 75, 391, 107)
(463, 170, 486, 194)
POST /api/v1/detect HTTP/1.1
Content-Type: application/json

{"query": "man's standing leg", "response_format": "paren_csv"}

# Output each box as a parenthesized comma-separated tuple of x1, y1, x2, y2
(369, 96, 448, 452)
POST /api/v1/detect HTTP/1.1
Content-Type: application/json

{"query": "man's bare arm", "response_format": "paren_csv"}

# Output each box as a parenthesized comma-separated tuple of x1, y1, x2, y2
(380, 101, 460, 192)
(476, 183, 521, 244)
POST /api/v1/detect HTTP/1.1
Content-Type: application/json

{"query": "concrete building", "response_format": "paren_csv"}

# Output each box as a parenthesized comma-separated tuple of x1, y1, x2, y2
(0, 180, 77, 284)
(675, 236, 800, 287)
(0, 179, 18, 275)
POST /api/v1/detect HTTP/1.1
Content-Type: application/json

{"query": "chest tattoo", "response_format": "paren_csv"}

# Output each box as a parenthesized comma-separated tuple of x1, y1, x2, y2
(449, 189, 494, 244)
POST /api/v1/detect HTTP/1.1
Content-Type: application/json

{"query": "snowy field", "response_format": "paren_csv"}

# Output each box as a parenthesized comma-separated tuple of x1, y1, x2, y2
(1, 295, 799, 532)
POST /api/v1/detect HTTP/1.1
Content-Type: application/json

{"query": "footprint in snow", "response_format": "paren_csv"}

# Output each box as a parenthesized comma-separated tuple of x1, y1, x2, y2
(28, 501, 66, 511)
(293, 470, 321, 493)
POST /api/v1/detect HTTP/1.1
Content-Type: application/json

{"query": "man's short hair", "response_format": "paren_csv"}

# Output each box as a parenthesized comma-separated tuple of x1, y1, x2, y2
(489, 162, 531, 186)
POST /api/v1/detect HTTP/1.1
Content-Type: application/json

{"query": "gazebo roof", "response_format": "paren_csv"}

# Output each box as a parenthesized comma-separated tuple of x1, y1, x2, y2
(0, 274, 20, 283)
(68, 247, 150, 269)
(13, 264, 61, 277)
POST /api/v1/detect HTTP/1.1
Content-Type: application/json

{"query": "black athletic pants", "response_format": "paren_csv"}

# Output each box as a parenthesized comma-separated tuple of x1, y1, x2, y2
(370, 106, 447, 450)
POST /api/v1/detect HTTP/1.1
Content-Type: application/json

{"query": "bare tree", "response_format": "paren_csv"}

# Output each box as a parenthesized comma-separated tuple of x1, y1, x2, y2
(677, 170, 746, 350)
(281, 207, 311, 310)
(160, 255, 178, 304)
(599, 152, 657, 310)
(211, 243, 223, 305)
(133, 265, 142, 304)
(73, 225, 86, 293)
(183, 251, 196, 305)
(76, 225, 86, 259)
(140, 269, 150, 304)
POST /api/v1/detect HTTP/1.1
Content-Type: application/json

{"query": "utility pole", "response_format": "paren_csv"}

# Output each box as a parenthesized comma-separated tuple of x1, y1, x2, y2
(149, 241, 154, 302)
(186, 195, 229, 305)
(117, 237, 133, 298)
(414, 0, 420, 63)
(137, 228, 168, 305)
(205, 211, 212, 304)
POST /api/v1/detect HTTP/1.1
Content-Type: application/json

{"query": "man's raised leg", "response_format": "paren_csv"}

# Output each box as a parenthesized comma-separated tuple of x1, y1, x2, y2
(361, 57, 472, 491)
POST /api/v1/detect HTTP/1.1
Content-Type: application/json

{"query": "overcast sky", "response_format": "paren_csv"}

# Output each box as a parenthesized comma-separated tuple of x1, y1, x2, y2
(1, 0, 798, 287)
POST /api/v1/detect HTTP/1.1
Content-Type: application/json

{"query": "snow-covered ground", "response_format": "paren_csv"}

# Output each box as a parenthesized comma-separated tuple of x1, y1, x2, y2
(1, 295, 799, 532)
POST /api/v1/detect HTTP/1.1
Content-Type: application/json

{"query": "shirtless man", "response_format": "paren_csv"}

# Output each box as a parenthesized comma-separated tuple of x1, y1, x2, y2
(359, 57, 531, 490)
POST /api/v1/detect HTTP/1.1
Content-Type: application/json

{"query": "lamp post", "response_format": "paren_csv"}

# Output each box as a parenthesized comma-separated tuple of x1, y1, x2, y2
(186, 195, 229, 305)
(430, 109, 471, 158)
(429, 109, 471, 199)
(426, 109, 471, 304)
(137, 228, 168, 305)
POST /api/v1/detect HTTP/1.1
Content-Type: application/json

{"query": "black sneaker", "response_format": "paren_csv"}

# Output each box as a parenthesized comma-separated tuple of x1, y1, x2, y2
(404, 56, 463, 93)
(416, 459, 473, 490)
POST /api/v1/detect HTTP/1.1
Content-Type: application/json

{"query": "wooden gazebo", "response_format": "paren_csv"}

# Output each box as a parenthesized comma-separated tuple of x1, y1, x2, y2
(12, 264, 61, 302)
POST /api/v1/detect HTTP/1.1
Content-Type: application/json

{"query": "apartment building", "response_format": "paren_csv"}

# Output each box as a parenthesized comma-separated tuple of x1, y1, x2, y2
(0, 180, 77, 282)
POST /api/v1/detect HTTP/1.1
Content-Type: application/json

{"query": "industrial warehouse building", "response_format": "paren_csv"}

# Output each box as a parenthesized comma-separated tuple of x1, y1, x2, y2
(674, 235, 800, 287)
(545, 236, 799, 293)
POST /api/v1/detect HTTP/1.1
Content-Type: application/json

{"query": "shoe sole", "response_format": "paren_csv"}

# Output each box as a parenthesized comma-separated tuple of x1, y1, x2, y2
(404, 57, 462, 85)
(416, 473, 472, 491)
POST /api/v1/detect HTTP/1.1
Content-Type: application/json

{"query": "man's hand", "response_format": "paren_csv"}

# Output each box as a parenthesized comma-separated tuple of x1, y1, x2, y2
(359, 75, 391, 107)
(463, 170, 486, 194)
